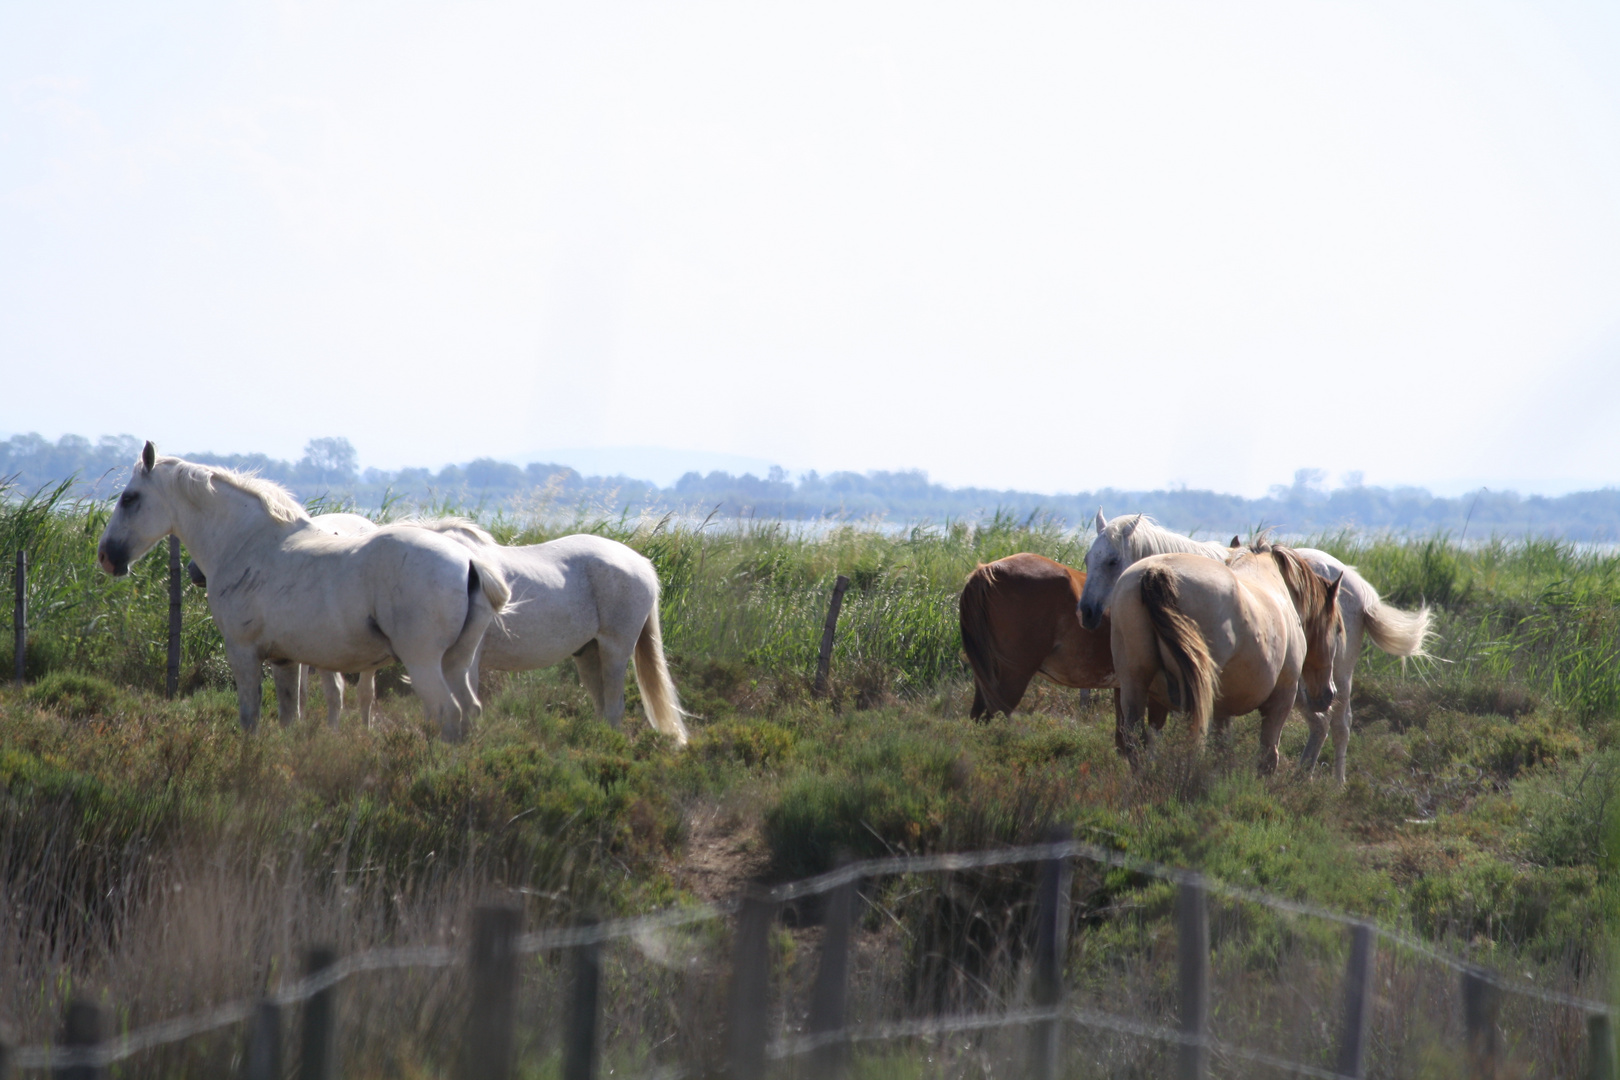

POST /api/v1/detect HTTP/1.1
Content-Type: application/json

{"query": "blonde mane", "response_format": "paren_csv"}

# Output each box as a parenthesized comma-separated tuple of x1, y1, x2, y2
(158, 457, 309, 525)
(1105, 514, 1226, 561)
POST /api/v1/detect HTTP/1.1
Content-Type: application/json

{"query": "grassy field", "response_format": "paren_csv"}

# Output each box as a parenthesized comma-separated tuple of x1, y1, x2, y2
(2, 483, 1618, 1076)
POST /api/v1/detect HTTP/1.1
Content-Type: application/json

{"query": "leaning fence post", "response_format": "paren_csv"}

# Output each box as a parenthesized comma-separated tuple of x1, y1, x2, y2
(564, 922, 602, 1080)
(462, 905, 523, 1080)
(813, 575, 851, 699)
(166, 536, 181, 698)
(1590, 1012, 1616, 1080)
(726, 888, 777, 1080)
(53, 998, 103, 1080)
(245, 999, 282, 1080)
(300, 946, 338, 1080)
(1176, 878, 1209, 1080)
(13, 550, 24, 686)
(1462, 967, 1500, 1080)
(1334, 923, 1376, 1078)
(1030, 837, 1072, 1080)
(807, 877, 857, 1080)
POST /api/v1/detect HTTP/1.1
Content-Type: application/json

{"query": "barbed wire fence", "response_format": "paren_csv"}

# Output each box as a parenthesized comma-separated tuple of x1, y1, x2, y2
(5, 838, 1615, 1080)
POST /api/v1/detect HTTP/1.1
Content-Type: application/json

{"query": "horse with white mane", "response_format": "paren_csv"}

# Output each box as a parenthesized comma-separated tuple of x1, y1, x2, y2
(97, 442, 510, 740)
(260, 517, 688, 745)
(1077, 510, 1431, 782)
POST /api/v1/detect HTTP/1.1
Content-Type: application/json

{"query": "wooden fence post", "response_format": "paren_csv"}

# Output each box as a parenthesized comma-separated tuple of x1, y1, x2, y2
(13, 550, 23, 686)
(1590, 1012, 1616, 1080)
(462, 905, 523, 1080)
(813, 576, 851, 699)
(1030, 841, 1072, 1080)
(1176, 879, 1209, 1080)
(1462, 968, 1500, 1080)
(726, 889, 777, 1080)
(245, 999, 282, 1080)
(807, 878, 857, 1080)
(166, 536, 181, 698)
(0, 1037, 10, 1080)
(53, 998, 103, 1080)
(300, 946, 338, 1080)
(564, 927, 602, 1080)
(1334, 923, 1376, 1079)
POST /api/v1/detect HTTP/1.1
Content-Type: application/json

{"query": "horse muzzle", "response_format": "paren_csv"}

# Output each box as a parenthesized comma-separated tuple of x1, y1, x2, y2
(96, 544, 129, 577)
(1077, 601, 1104, 631)
(1305, 683, 1336, 713)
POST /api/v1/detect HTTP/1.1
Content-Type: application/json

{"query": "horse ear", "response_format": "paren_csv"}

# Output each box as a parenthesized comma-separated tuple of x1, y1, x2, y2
(1326, 570, 1344, 604)
(1229, 535, 1241, 548)
(141, 441, 156, 473)
(1093, 508, 1107, 536)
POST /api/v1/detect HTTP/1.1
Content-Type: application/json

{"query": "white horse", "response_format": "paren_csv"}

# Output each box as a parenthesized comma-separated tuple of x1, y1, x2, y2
(190, 513, 383, 727)
(295, 518, 688, 744)
(97, 443, 510, 740)
(352, 520, 689, 743)
(1076, 510, 1431, 782)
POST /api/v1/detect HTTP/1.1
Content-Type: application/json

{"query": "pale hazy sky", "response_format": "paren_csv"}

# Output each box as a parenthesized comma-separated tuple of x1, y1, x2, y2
(3, 2, 1618, 496)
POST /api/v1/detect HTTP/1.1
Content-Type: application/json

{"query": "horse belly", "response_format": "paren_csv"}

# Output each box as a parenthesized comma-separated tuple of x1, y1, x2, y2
(1214, 648, 1291, 717)
(476, 580, 596, 672)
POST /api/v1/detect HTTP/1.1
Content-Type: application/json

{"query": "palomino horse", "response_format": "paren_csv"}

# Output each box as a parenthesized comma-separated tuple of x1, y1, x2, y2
(1079, 511, 1430, 782)
(1110, 540, 1343, 774)
(97, 443, 509, 740)
(959, 553, 1167, 749)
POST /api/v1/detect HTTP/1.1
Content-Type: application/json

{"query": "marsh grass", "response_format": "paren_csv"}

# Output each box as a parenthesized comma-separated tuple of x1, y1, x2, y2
(3, 491, 1619, 1075)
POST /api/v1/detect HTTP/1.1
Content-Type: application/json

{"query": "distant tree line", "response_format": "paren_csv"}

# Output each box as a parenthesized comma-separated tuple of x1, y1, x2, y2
(4, 432, 1618, 540)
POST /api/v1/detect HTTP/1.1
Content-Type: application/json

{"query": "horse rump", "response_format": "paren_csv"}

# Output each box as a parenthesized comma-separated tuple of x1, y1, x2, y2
(959, 564, 1014, 720)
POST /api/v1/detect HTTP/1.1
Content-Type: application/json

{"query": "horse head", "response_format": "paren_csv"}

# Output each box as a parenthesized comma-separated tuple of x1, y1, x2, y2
(97, 441, 174, 576)
(1294, 559, 1344, 713)
(1077, 508, 1125, 630)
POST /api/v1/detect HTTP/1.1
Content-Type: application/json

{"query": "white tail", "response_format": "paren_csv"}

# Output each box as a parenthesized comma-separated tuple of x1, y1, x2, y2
(633, 604, 689, 745)
(469, 556, 512, 615)
(1349, 572, 1431, 658)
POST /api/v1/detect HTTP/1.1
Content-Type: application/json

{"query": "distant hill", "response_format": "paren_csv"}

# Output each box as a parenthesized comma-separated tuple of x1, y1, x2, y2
(4, 432, 1618, 540)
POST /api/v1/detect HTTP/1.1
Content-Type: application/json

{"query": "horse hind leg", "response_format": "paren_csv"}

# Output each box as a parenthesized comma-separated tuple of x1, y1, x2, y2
(592, 637, 635, 732)
(573, 640, 607, 716)
(399, 653, 463, 742)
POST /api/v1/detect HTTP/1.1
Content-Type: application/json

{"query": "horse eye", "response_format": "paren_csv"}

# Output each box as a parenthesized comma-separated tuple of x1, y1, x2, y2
(120, 491, 139, 509)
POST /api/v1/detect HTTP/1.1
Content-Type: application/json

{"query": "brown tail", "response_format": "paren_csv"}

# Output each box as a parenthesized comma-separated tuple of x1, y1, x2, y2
(1138, 566, 1217, 743)
(959, 565, 1012, 718)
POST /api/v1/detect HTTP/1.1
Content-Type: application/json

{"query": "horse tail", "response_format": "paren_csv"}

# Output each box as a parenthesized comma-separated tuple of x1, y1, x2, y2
(959, 564, 1011, 718)
(1138, 566, 1217, 742)
(1352, 571, 1432, 658)
(467, 556, 512, 616)
(633, 602, 690, 745)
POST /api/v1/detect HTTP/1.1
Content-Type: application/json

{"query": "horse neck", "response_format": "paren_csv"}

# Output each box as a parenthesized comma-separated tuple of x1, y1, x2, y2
(164, 480, 293, 574)
(1126, 523, 1225, 562)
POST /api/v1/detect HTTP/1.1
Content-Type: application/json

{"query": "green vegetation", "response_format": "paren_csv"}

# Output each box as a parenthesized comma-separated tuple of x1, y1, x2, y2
(2, 486, 1619, 1075)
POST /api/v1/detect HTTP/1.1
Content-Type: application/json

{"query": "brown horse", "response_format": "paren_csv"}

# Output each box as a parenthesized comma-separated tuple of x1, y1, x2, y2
(959, 552, 1166, 750)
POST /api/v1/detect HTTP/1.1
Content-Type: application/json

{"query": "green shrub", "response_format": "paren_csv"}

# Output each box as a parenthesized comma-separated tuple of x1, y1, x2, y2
(25, 671, 128, 720)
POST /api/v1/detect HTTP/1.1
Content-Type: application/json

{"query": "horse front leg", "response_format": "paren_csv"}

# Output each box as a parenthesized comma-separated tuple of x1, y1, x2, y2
(1256, 683, 1297, 776)
(228, 646, 266, 732)
(357, 668, 378, 728)
(270, 660, 301, 727)
(319, 670, 345, 729)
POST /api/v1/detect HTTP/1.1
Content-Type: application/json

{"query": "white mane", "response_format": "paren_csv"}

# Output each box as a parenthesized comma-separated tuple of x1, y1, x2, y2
(1104, 514, 1226, 561)
(159, 457, 309, 525)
